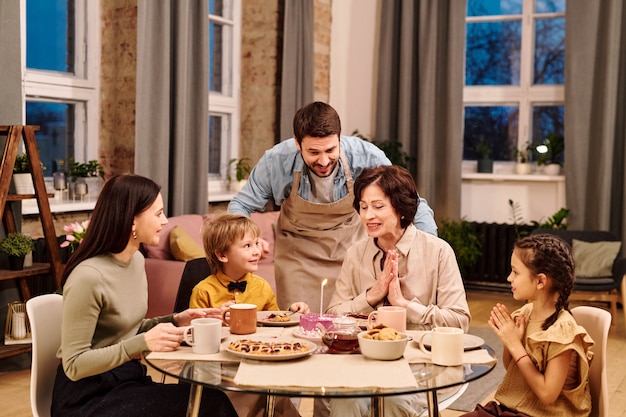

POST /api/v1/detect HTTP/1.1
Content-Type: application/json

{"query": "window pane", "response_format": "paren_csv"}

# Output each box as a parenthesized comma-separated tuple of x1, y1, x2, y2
(26, 0, 75, 73)
(534, 17, 565, 84)
(209, 115, 223, 175)
(209, 22, 224, 93)
(463, 106, 519, 161)
(465, 21, 522, 86)
(532, 105, 564, 157)
(535, 0, 565, 13)
(26, 101, 79, 176)
(209, 0, 232, 19)
(467, 0, 522, 17)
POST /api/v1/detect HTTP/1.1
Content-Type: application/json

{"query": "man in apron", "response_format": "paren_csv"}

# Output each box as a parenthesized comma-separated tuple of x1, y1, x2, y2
(228, 102, 437, 313)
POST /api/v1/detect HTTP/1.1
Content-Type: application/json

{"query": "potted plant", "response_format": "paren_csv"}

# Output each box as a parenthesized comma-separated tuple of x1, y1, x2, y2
(513, 142, 532, 175)
(68, 158, 105, 198)
(438, 218, 482, 276)
(228, 157, 252, 192)
(12, 153, 45, 194)
(536, 134, 564, 175)
(474, 138, 493, 173)
(0, 232, 35, 270)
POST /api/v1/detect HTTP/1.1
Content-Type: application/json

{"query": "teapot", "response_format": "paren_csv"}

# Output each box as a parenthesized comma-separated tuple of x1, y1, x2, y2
(318, 316, 361, 354)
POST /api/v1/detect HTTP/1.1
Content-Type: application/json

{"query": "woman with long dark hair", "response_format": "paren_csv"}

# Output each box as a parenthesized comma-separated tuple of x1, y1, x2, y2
(52, 174, 237, 417)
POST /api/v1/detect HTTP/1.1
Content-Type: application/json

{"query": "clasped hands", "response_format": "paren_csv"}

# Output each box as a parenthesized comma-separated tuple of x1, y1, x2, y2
(489, 303, 526, 356)
(365, 250, 409, 308)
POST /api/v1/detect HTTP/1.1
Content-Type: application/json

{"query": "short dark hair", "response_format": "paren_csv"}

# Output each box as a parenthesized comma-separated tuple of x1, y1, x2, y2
(292, 101, 341, 145)
(353, 165, 419, 229)
(62, 174, 161, 285)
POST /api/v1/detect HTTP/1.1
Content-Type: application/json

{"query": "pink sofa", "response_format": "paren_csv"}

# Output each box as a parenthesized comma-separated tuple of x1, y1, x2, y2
(142, 211, 280, 317)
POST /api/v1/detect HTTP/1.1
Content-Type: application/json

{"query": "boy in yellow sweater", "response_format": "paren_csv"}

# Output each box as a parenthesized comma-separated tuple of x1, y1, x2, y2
(190, 212, 309, 417)
(189, 212, 309, 314)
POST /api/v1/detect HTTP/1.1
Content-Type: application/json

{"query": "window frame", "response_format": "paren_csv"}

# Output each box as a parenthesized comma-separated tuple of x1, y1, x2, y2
(462, 0, 565, 168)
(21, 0, 101, 165)
(208, 0, 242, 199)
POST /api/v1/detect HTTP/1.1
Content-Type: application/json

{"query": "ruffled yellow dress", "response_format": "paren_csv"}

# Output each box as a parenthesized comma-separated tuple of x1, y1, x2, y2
(494, 304, 594, 417)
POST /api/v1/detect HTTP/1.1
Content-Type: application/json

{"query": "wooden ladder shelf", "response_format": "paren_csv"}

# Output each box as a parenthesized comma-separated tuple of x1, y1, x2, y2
(0, 125, 63, 299)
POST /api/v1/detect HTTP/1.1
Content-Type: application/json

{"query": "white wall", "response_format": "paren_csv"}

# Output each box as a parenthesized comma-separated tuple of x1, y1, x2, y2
(329, 0, 378, 138)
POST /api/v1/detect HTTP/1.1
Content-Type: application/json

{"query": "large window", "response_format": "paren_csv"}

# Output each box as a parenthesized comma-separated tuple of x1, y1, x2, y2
(208, 0, 241, 195)
(24, 0, 100, 176)
(463, 0, 565, 164)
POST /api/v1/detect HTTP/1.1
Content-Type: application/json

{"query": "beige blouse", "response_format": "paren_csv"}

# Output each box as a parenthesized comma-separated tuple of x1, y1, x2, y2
(326, 225, 471, 331)
(495, 304, 594, 417)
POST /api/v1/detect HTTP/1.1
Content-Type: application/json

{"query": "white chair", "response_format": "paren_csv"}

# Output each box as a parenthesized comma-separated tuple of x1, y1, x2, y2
(571, 306, 611, 417)
(26, 293, 63, 417)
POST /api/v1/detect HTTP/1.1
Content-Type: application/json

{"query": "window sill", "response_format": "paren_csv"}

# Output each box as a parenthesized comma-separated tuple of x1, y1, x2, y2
(21, 195, 97, 215)
(462, 172, 565, 182)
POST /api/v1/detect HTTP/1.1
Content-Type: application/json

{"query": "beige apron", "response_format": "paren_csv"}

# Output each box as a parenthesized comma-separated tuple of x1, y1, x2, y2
(274, 151, 366, 311)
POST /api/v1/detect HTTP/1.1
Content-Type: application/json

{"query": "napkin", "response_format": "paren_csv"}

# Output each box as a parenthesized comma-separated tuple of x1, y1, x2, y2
(234, 354, 418, 389)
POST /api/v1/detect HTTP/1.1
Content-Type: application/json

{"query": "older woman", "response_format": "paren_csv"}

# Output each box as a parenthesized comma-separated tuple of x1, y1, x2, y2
(327, 165, 471, 417)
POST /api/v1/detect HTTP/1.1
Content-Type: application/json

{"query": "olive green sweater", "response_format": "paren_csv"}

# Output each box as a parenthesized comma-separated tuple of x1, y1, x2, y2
(58, 251, 175, 381)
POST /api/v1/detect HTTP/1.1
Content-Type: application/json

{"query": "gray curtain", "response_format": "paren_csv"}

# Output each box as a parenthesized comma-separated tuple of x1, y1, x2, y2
(376, 0, 466, 221)
(135, 0, 209, 216)
(280, 0, 314, 141)
(565, 0, 626, 243)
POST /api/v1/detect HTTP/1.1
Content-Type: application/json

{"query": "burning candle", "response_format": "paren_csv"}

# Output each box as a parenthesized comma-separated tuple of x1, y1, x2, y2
(320, 278, 328, 314)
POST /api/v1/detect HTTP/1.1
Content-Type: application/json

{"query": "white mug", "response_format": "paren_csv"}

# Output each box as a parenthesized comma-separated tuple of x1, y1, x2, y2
(418, 327, 464, 366)
(183, 318, 222, 354)
(367, 306, 407, 332)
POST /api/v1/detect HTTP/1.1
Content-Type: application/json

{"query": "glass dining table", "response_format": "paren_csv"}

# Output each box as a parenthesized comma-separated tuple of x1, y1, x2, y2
(142, 328, 497, 417)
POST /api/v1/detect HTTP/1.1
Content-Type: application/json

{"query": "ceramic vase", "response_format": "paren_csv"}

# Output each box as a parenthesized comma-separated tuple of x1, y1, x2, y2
(514, 163, 531, 175)
(12, 173, 34, 194)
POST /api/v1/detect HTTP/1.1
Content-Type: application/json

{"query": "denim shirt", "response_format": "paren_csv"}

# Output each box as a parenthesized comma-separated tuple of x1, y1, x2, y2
(227, 135, 438, 235)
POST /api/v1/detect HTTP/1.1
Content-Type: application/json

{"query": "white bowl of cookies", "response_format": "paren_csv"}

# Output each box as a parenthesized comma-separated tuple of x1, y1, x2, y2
(357, 325, 409, 360)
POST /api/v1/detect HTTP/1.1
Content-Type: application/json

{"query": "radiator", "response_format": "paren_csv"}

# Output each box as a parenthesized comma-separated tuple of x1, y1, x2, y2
(464, 222, 533, 291)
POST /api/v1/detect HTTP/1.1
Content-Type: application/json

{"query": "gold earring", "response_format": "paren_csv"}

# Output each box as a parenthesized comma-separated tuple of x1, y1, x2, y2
(132, 230, 137, 239)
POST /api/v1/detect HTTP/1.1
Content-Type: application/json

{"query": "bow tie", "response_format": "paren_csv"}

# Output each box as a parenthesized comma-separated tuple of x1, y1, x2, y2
(228, 281, 247, 292)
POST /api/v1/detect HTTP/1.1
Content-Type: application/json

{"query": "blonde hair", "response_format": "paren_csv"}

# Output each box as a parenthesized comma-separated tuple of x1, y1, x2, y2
(201, 212, 260, 273)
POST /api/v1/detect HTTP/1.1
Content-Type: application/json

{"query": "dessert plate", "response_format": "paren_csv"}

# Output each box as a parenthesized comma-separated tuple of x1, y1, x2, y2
(226, 338, 316, 361)
(257, 311, 301, 327)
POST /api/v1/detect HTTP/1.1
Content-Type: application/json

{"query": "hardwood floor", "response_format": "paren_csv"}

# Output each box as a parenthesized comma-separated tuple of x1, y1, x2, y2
(1, 290, 625, 417)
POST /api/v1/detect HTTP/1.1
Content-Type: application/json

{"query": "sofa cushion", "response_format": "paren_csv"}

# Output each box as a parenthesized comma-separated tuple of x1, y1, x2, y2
(170, 225, 205, 261)
(143, 214, 205, 260)
(572, 239, 622, 278)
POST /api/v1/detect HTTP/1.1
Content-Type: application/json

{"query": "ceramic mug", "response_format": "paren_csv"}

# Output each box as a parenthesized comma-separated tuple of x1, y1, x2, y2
(183, 318, 222, 354)
(417, 327, 464, 366)
(367, 306, 407, 332)
(223, 303, 257, 335)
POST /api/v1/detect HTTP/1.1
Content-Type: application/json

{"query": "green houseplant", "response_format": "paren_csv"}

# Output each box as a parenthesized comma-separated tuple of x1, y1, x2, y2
(12, 153, 45, 194)
(228, 157, 252, 192)
(68, 158, 105, 198)
(68, 158, 104, 181)
(438, 218, 482, 276)
(13, 153, 31, 174)
(513, 142, 532, 174)
(475, 138, 493, 173)
(536, 134, 564, 175)
(0, 232, 35, 270)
